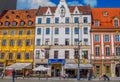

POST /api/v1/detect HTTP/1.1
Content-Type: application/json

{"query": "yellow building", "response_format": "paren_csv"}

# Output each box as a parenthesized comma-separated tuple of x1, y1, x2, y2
(0, 9, 36, 73)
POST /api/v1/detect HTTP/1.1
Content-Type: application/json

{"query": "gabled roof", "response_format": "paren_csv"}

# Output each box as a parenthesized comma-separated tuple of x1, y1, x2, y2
(36, 5, 91, 16)
(92, 8, 120, 28)
(0, 9, 37, 27)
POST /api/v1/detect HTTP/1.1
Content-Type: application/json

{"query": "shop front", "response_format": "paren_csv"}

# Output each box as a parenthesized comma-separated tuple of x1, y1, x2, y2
(48, 59, 65, 77)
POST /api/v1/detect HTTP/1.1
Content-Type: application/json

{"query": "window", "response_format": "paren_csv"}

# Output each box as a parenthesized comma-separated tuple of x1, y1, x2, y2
(82, 51, 88, 59)
(94, 35, 100, 42)
(37, 28, 41, 35)
(95, 47, 100, 56)
(74, 27, 79, 34)
(65, 17, 69, 23)
(5, 21, 9, 26)
(8, 53, 13, 59)
(103, 11, 108, 16)
(84, 27, 88, 34)
(65, 51, 69, 59)
(25, 53, 30, 59)
(10, 30, 15, 35)
(104, 35, 110, 42)
(26, 39, 31, 46)
(55, 28, 59, 34)
(55, 17, 59, 23)
(12, 21, 17, 26)
(2, 40, 6, 46)
(84, 39, 88, 45)
(54, 51, 58, 59)
(46, 28, 50, 35)
(83, 17, 88, 23)
(38, 18, 42, 24)
(27, 30, 31, 35)
(45, 38, 49, 45)
(46, 18, 50, 24)
(0, 53, 5, 59)
(74, 50, 78, 59)
(3, 30, 8, 35)
(54, 38, 59, 45)
(95, 21, 99, 26)
(45, 49, 49, 59)
(106, 47, 110, 56)
(116, 47, 120, 56)
(17, 53, 21, 59)
(65, 38, 69, 45)
(10, 40, 14, 46)
(36, 50, 40, 59)
(114, 20, 118, 26)
(74, 38, 78, 45)
(28, 21, 32, 26)
(74, 17, 79, 23)
(115, 35, 120, 42)
(20, 21, 25, 26)
(36, 39, 41, 46)
(19, 30, 23, 35)
(18, 39, 22, 46)
(65, 27, 69, 34)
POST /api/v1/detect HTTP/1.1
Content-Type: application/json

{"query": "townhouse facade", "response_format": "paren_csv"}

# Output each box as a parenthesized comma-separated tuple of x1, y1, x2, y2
(91, 8, 120, 77)
(34, 0, 92, 77)
(0, 9, 36, 75)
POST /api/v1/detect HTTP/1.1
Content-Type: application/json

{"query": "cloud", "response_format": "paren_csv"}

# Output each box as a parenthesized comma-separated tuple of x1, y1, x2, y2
(83, 0, 97, 7)
(17, 0, 56, 9)
(67, 1, 83, 6)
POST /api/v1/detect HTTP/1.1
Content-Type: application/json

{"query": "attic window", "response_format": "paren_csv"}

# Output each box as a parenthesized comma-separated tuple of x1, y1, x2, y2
(12, 21, 17, 26)
(26, 11, 29, 15)
(11, 11, 15, 14)
(6, 16, 9, 19)
(27, 15, 31, 18)
(16, 15, 20, 19)
(20, 21, 25, 26)
(114, 19, 119, 27)
(28, 20, 33, 26)
(95, 20, 99, 27)
(103, 11, 108, 16)
(75, 11, 78, 14)
(48, 12, 50, 15)
(5, 21, 9, 26)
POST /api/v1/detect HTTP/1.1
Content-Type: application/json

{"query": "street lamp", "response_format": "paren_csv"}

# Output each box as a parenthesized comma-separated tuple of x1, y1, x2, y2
(77, 21, 81, 80)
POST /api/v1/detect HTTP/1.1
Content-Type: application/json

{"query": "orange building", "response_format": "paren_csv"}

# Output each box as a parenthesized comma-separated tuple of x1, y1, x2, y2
(0, 9, 36, 75)
(91, 8, 120, 77)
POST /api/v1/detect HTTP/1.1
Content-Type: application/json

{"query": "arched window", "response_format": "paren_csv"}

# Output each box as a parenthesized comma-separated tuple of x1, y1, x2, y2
(20, 21, 25, 26)
(12, 21, 17, 26)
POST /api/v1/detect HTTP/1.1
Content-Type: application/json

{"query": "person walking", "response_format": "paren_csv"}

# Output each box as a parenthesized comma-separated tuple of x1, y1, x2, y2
(87, 72, 90, 81)
(1, 71, 4, 79)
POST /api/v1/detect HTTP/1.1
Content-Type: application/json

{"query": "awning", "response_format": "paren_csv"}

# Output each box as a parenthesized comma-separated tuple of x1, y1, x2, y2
(64, 64, 93, 69)
(66, 59, 76, 64)
(6, 63, 32, 70)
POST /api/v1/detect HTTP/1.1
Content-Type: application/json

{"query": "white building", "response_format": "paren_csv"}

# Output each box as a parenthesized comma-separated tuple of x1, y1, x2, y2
(34, 0, 92, 77)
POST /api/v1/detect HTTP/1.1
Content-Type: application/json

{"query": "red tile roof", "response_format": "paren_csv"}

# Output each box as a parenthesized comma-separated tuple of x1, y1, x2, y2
(0, 9, 37, 27)
(92, 8, 120, 28)
(37, 5, 91, 16)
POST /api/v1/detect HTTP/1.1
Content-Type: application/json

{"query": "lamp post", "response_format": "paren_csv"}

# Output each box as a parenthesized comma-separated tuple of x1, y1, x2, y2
(77, 21, 81, 80)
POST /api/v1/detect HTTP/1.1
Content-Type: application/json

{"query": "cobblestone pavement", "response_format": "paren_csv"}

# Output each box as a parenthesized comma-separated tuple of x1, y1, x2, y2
(0, 77, 120, 82)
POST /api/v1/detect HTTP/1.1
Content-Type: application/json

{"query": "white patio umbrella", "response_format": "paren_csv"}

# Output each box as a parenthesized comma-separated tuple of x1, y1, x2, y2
(33, 65, 50, 71)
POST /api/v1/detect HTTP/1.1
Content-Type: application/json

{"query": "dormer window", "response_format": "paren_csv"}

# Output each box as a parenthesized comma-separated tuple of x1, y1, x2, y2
(27, 15, 31, 18)
(20, 21, 25, 26)
(95, 20, 99, 27)
(6, 16, 9, 19)
(5, 21, 9, 26)
(60, 5, 65, 17)
(28, 20, 32, 26)
(16, 15, 20, 19)
(12, 21, 17, 26)
(103, 11, 108, 17)
(114, 19, 119, 27)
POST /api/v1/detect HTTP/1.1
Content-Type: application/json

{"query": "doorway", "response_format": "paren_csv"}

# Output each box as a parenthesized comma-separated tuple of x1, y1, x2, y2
(51, 63, 61, 77)
(116, 64, 120, 77)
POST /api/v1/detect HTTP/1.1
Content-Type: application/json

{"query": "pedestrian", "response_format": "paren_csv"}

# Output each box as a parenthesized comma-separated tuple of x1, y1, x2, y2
(1, 71, 4, 79)
(63, 74, 66, 80)
(103, 74, 106, 81)
(12, 69, 15, 82)
(87, 72, 90, 81)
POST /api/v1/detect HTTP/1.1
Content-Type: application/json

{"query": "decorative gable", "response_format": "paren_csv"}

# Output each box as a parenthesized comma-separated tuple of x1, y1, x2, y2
(46, 7, 52, 15)
(73, 6, 80, 14)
